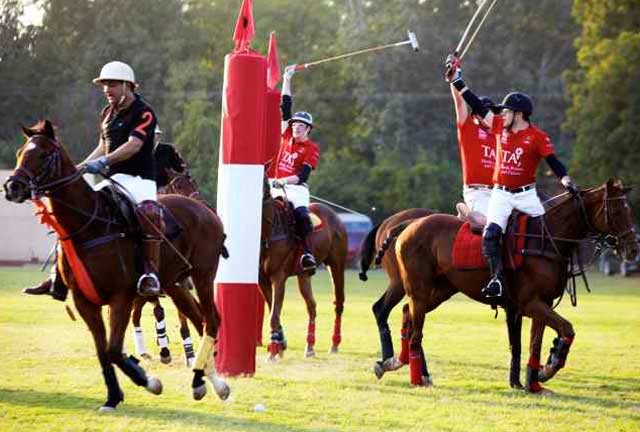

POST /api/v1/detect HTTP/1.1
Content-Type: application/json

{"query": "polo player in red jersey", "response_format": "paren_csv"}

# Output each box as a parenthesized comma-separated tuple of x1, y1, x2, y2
(446, 55, 577, 298)
(268, 65, 320, 273)
(450, 80, 499, 217)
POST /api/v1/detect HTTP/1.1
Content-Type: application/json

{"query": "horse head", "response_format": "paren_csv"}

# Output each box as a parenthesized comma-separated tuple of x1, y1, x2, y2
(586, 178, 639, 261)
(4, 120, 77, 203)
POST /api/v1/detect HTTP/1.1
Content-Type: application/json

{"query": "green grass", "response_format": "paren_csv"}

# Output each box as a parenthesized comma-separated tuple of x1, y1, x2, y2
(1, 266, 639, 431)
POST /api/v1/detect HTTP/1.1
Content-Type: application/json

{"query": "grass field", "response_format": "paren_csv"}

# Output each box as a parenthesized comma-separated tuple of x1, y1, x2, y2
(0, 266, 639, 432)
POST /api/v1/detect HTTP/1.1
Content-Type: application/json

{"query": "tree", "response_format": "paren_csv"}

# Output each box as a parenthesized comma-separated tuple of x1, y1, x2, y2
(565, 0, 640, 216)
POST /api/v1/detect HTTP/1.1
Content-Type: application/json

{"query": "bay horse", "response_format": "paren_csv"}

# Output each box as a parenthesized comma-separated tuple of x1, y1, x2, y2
(260, 175, 349, 360)
(360, 208, 525, 389)
(129, 148, 208, 367)
(393, 180, 638, 391)
(3, 121, 230, 411)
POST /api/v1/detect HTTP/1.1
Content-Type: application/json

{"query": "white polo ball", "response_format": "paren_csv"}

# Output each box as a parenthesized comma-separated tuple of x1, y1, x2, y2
(254, 403, 266, 412)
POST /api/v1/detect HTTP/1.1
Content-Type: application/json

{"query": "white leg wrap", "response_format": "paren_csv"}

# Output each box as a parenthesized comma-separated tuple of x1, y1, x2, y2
(133, 327, 146, 356)
(155, 320, 169, 348)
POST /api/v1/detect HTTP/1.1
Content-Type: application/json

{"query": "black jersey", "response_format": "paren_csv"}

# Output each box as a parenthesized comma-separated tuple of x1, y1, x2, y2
(100, 94, 157, 181)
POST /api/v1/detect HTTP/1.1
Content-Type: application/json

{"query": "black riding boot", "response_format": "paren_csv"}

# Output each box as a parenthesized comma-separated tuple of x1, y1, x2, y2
(135, 201, 165, 297)
(23, 269, 68, 302)
(294, 206, 317, 273)
(481, 223, 504, 298)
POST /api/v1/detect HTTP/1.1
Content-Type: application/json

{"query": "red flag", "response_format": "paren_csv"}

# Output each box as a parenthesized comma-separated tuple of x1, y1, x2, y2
(266, 31, 281, 90)
(233, 0, 256, 51)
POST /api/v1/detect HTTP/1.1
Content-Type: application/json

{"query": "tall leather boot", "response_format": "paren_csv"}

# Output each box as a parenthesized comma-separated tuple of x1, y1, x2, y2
(23, 266, 68, 302)
(136, 200, 165, 297)
(294, 206, 316, 273)
(481, 222, 504, 298)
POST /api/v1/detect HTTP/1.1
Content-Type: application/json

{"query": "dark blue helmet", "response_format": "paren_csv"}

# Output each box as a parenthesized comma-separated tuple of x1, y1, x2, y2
(499, 92, 533, 117)
(289, 111, 313, 128)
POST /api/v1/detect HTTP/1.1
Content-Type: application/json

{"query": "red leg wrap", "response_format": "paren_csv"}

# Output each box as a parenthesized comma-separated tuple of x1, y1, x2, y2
(268, 342, 279, 355)
(526, 356, 543, 393)
(332, 316, 342, 347)
(399, 329, 409, 364)
(307, 322, 316, 345)
(409, 350, 423, 386)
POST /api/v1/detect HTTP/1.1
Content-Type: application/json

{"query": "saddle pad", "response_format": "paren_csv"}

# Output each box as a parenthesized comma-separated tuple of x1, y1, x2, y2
(452, 222, 485, 270)
(452, 215, 529, 271)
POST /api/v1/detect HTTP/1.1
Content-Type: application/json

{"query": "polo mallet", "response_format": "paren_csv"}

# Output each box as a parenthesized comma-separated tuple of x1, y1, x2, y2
(295, 30, 419, 71)
(448, 0, 498, 71)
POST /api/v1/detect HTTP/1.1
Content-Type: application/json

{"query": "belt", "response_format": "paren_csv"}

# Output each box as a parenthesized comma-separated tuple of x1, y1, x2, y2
(495, 183, 536, 194)
(464, 184, 491, 190)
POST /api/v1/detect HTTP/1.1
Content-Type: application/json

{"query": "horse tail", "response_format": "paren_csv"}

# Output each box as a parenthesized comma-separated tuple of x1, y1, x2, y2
(221, 234, 229, 259)
(373, 221, 413, 267)
(359, 223, 381, 282)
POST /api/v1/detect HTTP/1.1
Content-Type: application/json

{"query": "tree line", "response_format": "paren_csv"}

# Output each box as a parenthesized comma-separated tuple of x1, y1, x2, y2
(1, 0, 638, 222)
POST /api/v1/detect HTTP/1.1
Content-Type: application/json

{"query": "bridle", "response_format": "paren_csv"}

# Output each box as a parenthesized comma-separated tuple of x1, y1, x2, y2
(6, 135, 86, 199)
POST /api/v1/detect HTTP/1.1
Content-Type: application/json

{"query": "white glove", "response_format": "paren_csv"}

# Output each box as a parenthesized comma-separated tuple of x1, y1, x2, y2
(284, 65, 297, 80)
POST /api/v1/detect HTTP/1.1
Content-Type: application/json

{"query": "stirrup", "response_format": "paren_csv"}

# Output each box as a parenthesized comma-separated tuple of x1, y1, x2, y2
(300, 253, 316, 272)
(137, 273, 161, 297)
(481, 277, 503, 298)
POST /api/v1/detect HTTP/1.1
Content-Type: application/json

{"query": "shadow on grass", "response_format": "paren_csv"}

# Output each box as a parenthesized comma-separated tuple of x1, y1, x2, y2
(0, 387, 340, 432)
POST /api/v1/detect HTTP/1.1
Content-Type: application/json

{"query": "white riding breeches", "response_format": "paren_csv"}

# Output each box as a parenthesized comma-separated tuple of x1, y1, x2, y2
(486, 186, 545, 231)
(269, 182, 310, 209)
(94, 173, 157, 204)
(462, 186, 492, 216)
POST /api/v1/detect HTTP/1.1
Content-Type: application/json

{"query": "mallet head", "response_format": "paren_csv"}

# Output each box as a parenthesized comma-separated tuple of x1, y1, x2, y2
(408, 31, 419, 51)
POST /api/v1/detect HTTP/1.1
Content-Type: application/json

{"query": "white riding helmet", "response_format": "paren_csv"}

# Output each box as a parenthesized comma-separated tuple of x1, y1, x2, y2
(93, 61, 137, 87)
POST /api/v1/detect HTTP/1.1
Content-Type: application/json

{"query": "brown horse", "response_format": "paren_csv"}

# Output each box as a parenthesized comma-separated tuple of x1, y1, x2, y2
(3, 121, 230, 411)
(393, 180, 638, 391)
(360, 208, 525, 389)
(129, 164, 208, 367)
(260, 176, 349, 360)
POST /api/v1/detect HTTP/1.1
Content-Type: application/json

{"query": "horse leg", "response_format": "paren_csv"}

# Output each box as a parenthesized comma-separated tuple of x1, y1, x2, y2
(505, 306, 524, 389)
(297, 274, 317, 358)
(372, 282, 405, 379)
(178, 311, 195, 367)
(267, 274, 288, 362)
(524, 300, 576, 393)
(327, 261, 345, 353)
(190, 269, 229, 401)
(152, 298, 172, 364)
(525, 318, 546, 393)
(109, 294, 163, 397)
(73, 292, 123, 412)
(406, 298, 433, 387)
(131, 296, 151, 360)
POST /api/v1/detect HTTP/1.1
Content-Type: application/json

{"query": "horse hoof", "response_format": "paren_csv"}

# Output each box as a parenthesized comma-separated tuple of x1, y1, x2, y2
(140, 353, 152, 361)
(98, 406, 116, 413)
(510, 381, 524, 390)
(329, 345, 339, 354)
(382, 357, 404, 372)
(374, 361, 385, 380)
(412, 376, 433, 388)
(193, 383, 207, 400)
(145, 376, 163, 395)
(304, 345, 315, 358)
(209, 376, 231, 401)
(160, 355, 172, 365)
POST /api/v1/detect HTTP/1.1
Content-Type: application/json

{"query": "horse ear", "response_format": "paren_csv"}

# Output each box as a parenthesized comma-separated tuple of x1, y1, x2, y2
(44, 120, 55, 138)
(21, 126, 33, 137)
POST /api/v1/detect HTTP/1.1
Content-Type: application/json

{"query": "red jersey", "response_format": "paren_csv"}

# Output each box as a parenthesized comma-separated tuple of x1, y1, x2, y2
(272, 128, 320, 179)
(457, 115, 496, 185)
(491, 116, 555, 188)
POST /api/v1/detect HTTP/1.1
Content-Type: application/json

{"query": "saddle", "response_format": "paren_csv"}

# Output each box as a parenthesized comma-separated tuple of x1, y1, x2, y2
(98, 185, 183, 242)
(269, 198, 323, 275)
(455, 202, 486, 234)
(452, 210, 530, 270)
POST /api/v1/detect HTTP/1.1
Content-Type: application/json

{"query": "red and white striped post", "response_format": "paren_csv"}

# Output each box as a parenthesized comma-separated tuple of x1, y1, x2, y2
(214, 0, 265, 376)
